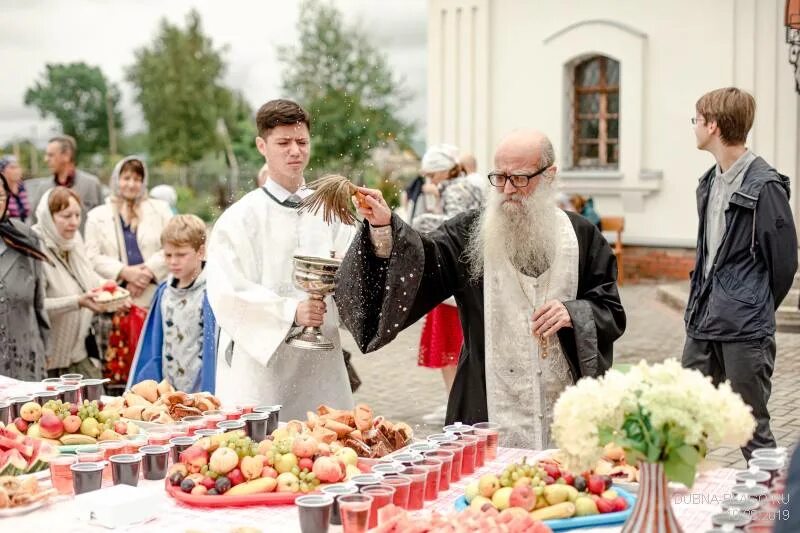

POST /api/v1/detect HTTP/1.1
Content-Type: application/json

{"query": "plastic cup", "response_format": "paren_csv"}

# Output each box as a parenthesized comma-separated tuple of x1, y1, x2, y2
(296, 494, 333, 533)
(49, 454, 77, 494)
(711, 510, 752, 528)
(418, 458, 442, 500)
(380, 475, 411, 509)
(60, 373, 83, 385)
(437, 441, 465, 481)
(33, 390, 59, 406)
(402, 467, 428, 510)
(424, 449, 454, 491)
(748, 458, 783, 486)
(56, 385, 80, 405)
(99, 441, 126, 481)
(350, 474, 383, 492)
(338, 493, 373, 533)
(70, 462, 105, 494)
(236, 400, 258, 415)
(80, 379, 105, 402)
(361, 485, 395, 530)
(170, 436, 198, 463)
(472, 431, 488, 467)
(217, 419, 246, 432)
(721, 497, 760, 513)
(76, 447, 103, 463)
(371, 462, 406, 476)
(124, 436, 147, 455)
(443, 422, 474, 435)
(427, 432, 458, 444)
(735, 469, 771, 486)
(253, 404, 282, 434)
(140, 445, 171, 480)
(321, 483, 358, 526)
(147, 428, 172, 446)
(732, 482, 770, 501)
(110, 454, 141, 486)
(195, 428, 223, 438)
(0, 400, 10, 425)
(181, 415, 206, 436)
(407, 442, 438, 454)
(222, 407, 243, 421)
(41, 377, 62, 391)
(202, 410, 225, 429)
(390, 452, 423, 467)
(458, 435, 479, 475)
(8, 396, 34, 419)
(168, 423, 189, 438)
(472, 422, 500, 460)
(751, 448, 787, 462)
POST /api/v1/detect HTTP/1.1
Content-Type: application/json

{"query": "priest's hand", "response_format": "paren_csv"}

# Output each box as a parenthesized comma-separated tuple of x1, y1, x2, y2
(353, 186, 392, 227)
(295, 298, 327, 327)
(532, 300, 572, 339)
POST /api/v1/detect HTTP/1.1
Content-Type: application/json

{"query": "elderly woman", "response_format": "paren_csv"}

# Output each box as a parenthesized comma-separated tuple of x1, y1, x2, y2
(85, 156, 172, 309)
(0, 173, 50, 380)
(0, 155, 32, 224)
(33, 187, 123, 378)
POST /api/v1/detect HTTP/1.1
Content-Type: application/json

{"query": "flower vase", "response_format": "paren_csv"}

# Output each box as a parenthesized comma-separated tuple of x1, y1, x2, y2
(621, 462, 683, 533)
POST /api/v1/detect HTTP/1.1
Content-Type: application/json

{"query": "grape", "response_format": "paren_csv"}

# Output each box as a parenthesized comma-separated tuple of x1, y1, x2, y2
(306, 473, 316, 482)
(291, 466, 300, 476)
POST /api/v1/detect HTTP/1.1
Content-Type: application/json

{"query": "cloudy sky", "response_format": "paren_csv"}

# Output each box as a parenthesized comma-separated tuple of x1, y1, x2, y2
(0, 0, 427, 145)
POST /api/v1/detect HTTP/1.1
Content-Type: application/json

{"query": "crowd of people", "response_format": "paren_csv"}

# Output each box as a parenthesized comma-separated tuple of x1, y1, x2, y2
(0, 88, 797, 462)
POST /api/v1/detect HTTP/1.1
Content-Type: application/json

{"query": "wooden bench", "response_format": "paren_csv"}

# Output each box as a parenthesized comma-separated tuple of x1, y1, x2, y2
(601, 216, 625, 285)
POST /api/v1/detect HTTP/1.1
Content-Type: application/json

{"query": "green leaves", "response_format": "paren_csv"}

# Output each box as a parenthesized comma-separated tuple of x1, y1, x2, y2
(663, 444, 699, 487)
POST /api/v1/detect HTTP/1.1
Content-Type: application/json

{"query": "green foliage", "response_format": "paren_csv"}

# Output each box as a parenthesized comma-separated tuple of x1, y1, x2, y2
(126, 9, 250, 166)
(279, 0, 415, 177)
(24, 62, 123, 161)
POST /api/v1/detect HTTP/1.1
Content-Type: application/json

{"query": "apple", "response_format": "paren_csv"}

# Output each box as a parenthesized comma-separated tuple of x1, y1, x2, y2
(509, 485, 536, 512)
(478, 474, 501, 498)
(291, 434, 318, 459)
(313, 456, 343, 483)
(587, 475, 606, 496)
(261, 466, 278, 479)
(180, 445, 210, 469)
(274, 452, 298, 474)
(63, 415, 82, 434)
(298, 457, 314, 471)
(491, 486, 513, 511)
(612, 496, 628, 512)
(316, 442, 331, 456)
(113, 421, 128, 435)
(102, 281, 118, 293)
(595, 497, 615, 514)
(575, 496, 599, 516)
(26, 423, 41, 439)
(227, 468, 245, 486)
(20, 402, 42, 422)
(334, 447, 358, 467)
(13, 417, 28, 433)
(38, 413, 64, 439)
(470, 495, 494, 511)
(276, 472, 300, 493)
(69, 404, 78, 416)
(465, 481, 480, 503)
(601, 489, 618, 500)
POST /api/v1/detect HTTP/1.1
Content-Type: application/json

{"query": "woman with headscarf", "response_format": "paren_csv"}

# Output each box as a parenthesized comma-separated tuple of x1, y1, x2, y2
(33, 187, 127, 378)
(85, 156, 172, 386)
(0, 156, 31, 224)
(0, 172, 50, 381)
(412, 144, 484, 424)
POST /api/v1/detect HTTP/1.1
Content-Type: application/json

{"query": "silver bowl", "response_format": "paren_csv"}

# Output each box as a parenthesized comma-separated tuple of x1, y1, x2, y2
(285, 255, 341, 350)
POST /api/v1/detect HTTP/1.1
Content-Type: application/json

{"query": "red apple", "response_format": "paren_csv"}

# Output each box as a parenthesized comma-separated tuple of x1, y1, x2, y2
(179, 445, 209, 468)
(62, 415, 82, 434)
(596, 497, 615, 514)
(69, 404, 78, 416)
(102, 281, 118, 293)
(261, 466, 278, 479)
(561, 472, 575, 486)
(13, 417, 28, 433)
(201, 477, 216, 490)
(587, 475, 606, 496)
(612, 496, 628, 512)
(509, 485, 536, 512)
(291, 434, 318, 459)
(312, 456, 343, 483)
(38, 413, 64, 439)
(227, 468, 245, 486)
(113, 421, 128, 435)
(299, 458, 314, 471)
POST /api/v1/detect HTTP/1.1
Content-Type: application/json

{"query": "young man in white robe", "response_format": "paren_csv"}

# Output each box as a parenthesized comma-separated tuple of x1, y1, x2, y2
(206, 99, 354, 420)
(336, 130, 626, 449)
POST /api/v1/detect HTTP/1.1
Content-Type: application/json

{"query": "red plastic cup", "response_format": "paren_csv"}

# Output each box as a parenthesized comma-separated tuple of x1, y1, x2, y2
(458, 435, 479, 475)
(49, 454, 77, 495)
(124, 437, 146, 455)
(424, 449, 454, 491)
(338, 493, 373, 533)
(437, 441, 465, 481)
(76, 448, 104, 463)
(402, 467, 428, 510)
(472, 422, 500, 461)
(236, 400, 257, 415)
(147, 428, 172, 446)
(418, 458, 442, 500)
(380, 475, 411, 509)
(361, 485, 395, 530)
(181, 415, 206, 436)
(98, 441, 126, 481)
(222, 407, 243, 421)
(168, 423, 189, 438)
(473, 431, 487, 467)
(202, 410, 225, 429)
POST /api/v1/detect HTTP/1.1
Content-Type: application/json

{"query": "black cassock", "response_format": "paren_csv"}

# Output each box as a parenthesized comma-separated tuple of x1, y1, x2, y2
(335, 209, 626, 425)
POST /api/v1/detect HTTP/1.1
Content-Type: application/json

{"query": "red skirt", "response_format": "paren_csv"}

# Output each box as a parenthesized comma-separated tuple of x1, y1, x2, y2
(418, 304, 463, 368)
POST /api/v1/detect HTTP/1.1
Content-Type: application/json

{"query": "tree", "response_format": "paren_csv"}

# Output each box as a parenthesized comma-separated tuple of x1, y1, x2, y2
(126, 9, 241, 165)
(24, 63, 123, 161)
(279, 0, 415, 178)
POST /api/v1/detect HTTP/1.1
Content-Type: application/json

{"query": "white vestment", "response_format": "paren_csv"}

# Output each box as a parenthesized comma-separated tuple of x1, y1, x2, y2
(484, 208, 579, 449)
(206, 182, 355, 420)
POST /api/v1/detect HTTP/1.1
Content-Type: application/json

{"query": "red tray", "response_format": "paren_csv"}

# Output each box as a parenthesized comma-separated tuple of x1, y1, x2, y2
(165, 461, 373, 508)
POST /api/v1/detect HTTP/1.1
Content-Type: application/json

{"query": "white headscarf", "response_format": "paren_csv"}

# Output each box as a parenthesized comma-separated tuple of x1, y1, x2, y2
(421, 144, 460, 173)
(110, 155, 149, 202)
(32, 188, 81, 252)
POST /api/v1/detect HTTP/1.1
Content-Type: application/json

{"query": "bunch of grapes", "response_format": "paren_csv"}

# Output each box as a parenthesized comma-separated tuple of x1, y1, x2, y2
(42, 400, 70, 419)
(298, 469, 320, 493)
(273, 439, 292, 455)
(499, 458, 547, 489)
(77, 400, 101, 421)
(224, 436, 256, 459)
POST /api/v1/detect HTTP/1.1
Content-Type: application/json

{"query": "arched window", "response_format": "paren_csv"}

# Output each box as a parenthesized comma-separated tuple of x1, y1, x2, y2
(572, 55, 620, 168)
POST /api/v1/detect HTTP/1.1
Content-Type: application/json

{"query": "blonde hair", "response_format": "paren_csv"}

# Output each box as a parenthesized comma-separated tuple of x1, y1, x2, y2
(696, 87, 756, 145)
(160, 214, 207, 250)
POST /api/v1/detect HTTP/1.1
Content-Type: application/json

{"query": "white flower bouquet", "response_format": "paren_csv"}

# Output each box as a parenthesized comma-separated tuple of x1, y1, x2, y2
(552, 359, 755, 487)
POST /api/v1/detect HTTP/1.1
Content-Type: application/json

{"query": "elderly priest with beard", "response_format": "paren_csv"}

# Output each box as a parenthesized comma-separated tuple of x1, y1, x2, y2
(336, 130, 626, 449)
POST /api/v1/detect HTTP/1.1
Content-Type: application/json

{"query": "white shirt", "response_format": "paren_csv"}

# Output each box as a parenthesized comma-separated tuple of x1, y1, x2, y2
(263, 177, 311, 203)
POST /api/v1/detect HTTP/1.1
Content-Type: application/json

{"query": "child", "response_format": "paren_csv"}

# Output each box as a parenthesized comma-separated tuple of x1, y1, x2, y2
(128, 214, 217, 392)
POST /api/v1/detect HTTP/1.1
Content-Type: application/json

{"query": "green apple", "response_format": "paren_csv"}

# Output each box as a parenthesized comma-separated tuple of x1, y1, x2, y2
(492, 486, 513, 511)
(274, 452, 298, 474)
(465, 481, 480, 503)
(276, 472, 299, 492)
(575, 496, 599, 516)
(334, 447, 359, 467)
(478, 474, 501, 498)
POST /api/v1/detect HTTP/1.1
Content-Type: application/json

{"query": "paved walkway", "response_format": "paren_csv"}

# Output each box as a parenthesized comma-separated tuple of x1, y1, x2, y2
(343, 283, 800, 470)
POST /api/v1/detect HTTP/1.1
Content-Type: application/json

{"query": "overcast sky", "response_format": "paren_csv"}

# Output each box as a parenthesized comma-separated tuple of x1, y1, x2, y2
(0, 0, 427, 146)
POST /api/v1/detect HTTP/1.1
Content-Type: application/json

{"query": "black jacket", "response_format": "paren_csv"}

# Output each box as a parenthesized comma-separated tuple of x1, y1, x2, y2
(685, 156, 798, 341)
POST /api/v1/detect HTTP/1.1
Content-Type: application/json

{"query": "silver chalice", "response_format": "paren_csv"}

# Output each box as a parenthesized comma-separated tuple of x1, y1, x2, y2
(285, 254, 342, 351)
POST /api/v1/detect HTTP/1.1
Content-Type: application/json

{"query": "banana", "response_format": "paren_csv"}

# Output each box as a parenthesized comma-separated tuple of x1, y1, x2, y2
(225, 476, 277, 496)
(60, 434, 98, 445)
(530, 501, 576, 521)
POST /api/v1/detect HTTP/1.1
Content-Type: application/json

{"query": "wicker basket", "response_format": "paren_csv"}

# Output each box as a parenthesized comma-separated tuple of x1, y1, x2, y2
(92, 287, 131, 313)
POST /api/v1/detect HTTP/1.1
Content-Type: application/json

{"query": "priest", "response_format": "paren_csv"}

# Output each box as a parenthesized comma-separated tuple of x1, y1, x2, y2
(206, 99, 354, 420)
(336, 130, 626, 448)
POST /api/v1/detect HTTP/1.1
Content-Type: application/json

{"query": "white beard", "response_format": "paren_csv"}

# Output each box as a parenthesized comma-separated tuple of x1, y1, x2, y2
(466, 182, 558, 280)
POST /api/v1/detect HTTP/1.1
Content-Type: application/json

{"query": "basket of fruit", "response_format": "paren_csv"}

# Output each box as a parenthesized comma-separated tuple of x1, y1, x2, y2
(455, 457, 635, 531)
(165, 428, 370, 507)
(90, 281, 130, 313)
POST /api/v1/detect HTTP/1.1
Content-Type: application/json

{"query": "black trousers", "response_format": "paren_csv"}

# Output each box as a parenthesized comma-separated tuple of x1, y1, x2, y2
(682, 335, 777, 462)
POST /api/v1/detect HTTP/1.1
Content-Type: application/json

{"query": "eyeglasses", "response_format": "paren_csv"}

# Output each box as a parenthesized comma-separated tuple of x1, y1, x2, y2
(690, 117, 705, 125)
(487, 166, 550, 188)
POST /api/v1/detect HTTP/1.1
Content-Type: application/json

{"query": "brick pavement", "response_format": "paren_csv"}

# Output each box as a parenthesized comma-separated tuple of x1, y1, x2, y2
(342, 283, 800, 470)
